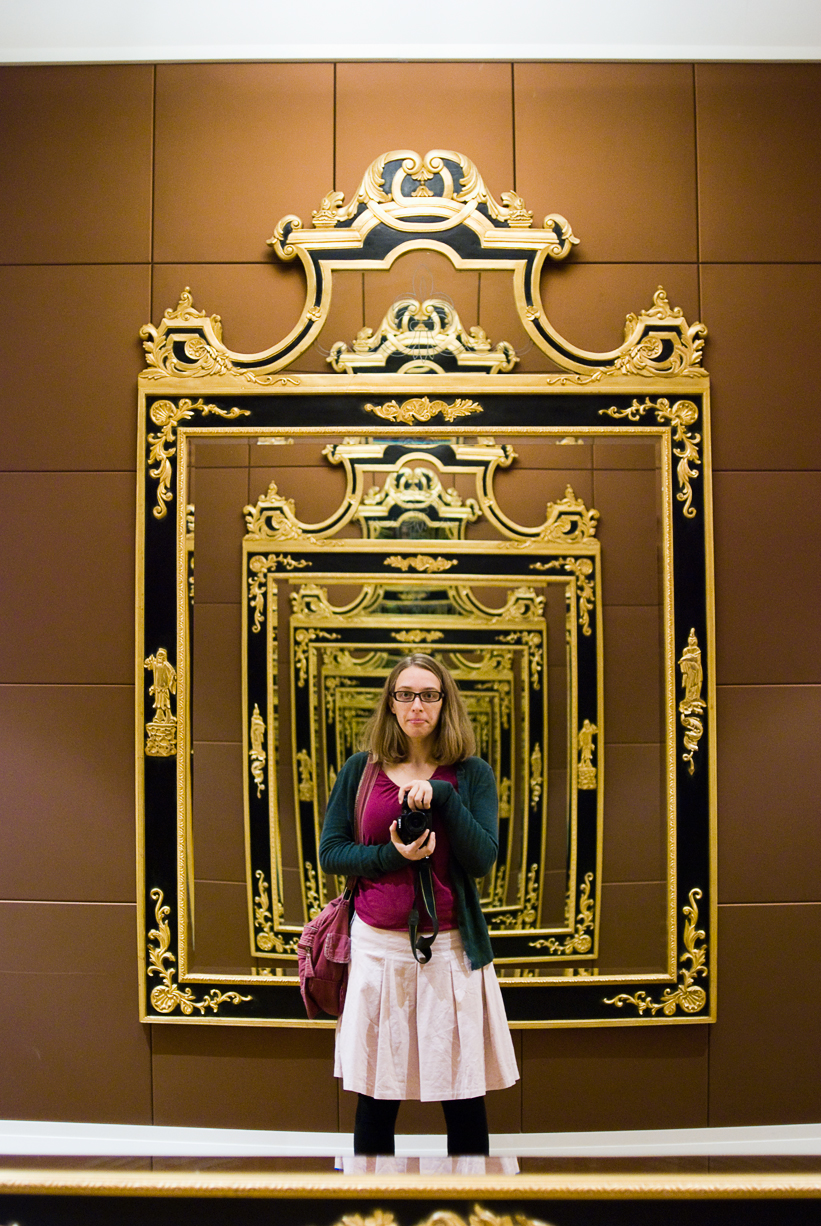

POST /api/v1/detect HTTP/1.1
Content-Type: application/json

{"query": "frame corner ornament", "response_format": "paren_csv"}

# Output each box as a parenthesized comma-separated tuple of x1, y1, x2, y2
(146, 889, 253, 1015)
(603, 888, 708, 1017)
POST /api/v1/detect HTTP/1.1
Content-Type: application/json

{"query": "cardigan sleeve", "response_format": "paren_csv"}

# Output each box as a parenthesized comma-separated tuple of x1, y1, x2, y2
(318, 753, 406, 879)
(429, 757, 498, 878)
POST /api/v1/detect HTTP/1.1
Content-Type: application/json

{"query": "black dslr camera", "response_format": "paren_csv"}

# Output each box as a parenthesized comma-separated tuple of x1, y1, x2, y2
(397, 798, 430, 846)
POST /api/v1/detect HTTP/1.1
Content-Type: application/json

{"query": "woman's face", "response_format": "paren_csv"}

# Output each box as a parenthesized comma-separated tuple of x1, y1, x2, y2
(389, 665, 444, 744)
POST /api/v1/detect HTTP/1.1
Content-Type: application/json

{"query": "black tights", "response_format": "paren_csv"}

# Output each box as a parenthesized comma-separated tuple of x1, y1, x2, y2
(353, 1093, 489, 1156)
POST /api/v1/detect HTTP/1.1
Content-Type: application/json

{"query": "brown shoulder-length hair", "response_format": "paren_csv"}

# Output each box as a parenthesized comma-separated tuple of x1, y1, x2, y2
(361, 653, 476, 765)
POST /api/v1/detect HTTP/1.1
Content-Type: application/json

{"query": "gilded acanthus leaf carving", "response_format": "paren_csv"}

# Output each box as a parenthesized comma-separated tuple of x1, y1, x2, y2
(363, 397, 483, 425)
(146, 398, 250, 519)
(530, 873, 595, 955)
(604, 889, 708, 1016)
(600, 397, 702, 517)
(147, 890, 252, 1015)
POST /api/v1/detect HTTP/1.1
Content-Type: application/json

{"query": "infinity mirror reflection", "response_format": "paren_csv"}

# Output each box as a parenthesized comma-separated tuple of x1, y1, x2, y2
(184, 432, 667, 983)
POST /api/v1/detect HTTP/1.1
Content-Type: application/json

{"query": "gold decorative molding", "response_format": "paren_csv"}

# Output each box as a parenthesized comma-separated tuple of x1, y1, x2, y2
(143, 648, 177, 756)
(248, 553, 311, 632)
(577, 719, 599, 790)
(329, 296, 517, 375)
(392, 629, 446, 643)
(384, 554, 457, 573)
(531, 556, 595, 634)
(529, 743, 543, 808)
(146, 398, 250, 519)
(253, 871, 299, 954)
(497, 486, 599, 546)
(679, 628, 707, 774)
(244, 480, 321, 540)
(600, 396, 701, 517)
(604, 888, 708, 1016)
(294, 628, 341, 687)
(315, 1210, 549, 1226)
(497, 630, 543, 689)
(141, 288, 280, 383)
(147, 890, 252, 1015)
(249, 703, 266, 797)
(615, 287, 707, 377)
(296, 748, 316, 802)
(363, 397, 483, 425)
(530, 872, 595, 954)
(304, 861, 322, 920)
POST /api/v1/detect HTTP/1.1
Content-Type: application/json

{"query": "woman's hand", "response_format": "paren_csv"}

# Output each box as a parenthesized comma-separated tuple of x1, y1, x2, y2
(389, 821, 436, 861)
(398, 779, 433, 811)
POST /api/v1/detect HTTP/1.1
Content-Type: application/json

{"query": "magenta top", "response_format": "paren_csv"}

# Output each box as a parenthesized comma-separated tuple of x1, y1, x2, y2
(354, 765, 458, 932)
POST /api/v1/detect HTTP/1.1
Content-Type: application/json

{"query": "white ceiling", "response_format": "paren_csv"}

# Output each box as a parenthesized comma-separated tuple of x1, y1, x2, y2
(3, 0, 821, 63)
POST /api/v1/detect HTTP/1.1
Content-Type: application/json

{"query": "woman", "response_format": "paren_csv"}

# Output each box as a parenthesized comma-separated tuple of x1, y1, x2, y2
(319, 653, 519, 1156)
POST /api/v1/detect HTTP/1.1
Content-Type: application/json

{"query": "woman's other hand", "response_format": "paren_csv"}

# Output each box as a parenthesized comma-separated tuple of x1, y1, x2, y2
(398, 779, 433, 811)
(389, 821, 436, 861)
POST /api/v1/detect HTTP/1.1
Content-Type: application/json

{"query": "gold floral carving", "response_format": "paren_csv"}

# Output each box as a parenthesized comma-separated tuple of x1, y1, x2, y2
(146, 397, 250, 518)
(363, 397, 483, 426)
(616, 288, 707, 378)
(294, 628, 340, 687)
(141, 288, 279, 383)
(147, 889, 252, 1014)
(501, 486, 599, 545)
(531, 556, 595, 635)
(248, 553, 311, 633)
(329, 297, 517, 375)
(253, 872, 299, 954)
(392, 629, 446, 644)
(679, 628, 707, 774)
(577, 719, 598, 789)
(530, 873, 595, 954)
(605, 888, 708, 1016)
(529, 743, 543, 808)
(322, 1210, 552, 1226)
(144, 648, 177, 756)
(249, 704, 266, 797)
(384, 555, 457, 573)
(600, 397, 701, 517)
(497, 630, 543, 689)
(304, 861, 322, 920)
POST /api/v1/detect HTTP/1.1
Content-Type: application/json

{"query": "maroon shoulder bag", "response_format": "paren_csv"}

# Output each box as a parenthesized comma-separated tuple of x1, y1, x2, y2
(297, 758, 379, 1020)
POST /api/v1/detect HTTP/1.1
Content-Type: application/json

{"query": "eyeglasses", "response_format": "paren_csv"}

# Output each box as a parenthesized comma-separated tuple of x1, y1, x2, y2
(391, 688, 443, 704)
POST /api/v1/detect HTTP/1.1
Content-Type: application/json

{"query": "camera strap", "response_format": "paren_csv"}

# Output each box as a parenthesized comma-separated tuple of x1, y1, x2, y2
(408, 861, 439, 964)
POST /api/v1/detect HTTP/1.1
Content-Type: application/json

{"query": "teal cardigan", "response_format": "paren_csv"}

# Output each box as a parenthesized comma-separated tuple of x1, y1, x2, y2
(318, 751, 498, 970)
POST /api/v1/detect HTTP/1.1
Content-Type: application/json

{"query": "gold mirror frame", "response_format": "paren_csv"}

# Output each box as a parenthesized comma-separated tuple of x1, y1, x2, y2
(137, 150, 716, 1027)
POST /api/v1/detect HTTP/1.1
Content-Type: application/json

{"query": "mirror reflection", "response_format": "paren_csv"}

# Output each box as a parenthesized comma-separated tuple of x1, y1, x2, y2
(185, 431, 667, 983)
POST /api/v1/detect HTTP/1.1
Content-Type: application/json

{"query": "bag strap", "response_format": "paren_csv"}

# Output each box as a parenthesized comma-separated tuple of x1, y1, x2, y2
(408, 860, 439, 964)
(343, 757, 380, 900)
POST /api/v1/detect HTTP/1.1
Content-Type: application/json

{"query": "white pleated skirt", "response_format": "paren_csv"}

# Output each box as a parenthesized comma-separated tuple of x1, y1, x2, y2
(334, 916, 520, 1101)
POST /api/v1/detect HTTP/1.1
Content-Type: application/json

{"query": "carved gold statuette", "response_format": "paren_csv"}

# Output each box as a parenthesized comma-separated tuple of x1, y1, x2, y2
(144, 648, 177, 756)
(678, 628, 707, 773)
(577, 718, 599, 789)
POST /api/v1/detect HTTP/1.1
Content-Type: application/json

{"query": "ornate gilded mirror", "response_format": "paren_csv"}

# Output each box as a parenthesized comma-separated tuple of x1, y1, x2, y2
(137, 150, 716, 1026)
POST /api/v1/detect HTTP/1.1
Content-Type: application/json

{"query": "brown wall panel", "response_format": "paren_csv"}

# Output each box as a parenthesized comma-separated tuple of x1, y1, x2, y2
(521, 1024, 708, 1132)
(514, 64, 698, 264)
(0, 902, 152, 1123)
(697, 64, 821, 262)
(0, 685, 135, 902)
(0, 65, 153, 265)
(713, 471, 821, 685)
(0, 472, 134, 685)
(0, 265, 148, 472)
(708, 903, 821, 1125)
(717, 685, 821, 903)
(153, 64, 335, 264)
(701, 263, 821, 472)
(152, 1024, 336, 1131)
(335, 63, 514, 200)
